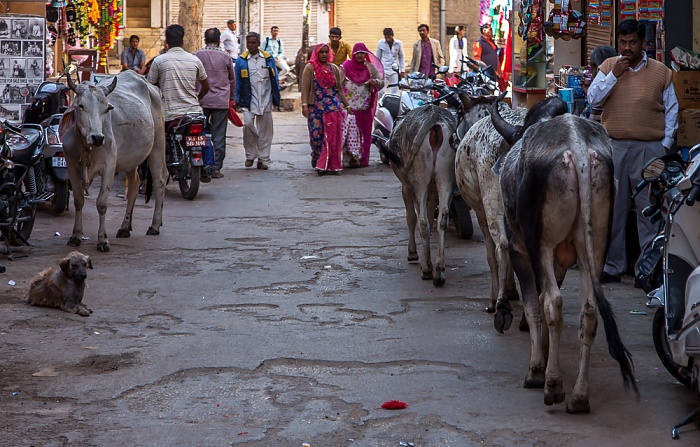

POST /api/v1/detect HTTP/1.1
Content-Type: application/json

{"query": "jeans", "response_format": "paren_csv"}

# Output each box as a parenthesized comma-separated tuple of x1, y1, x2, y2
(203, 108, 228, 171)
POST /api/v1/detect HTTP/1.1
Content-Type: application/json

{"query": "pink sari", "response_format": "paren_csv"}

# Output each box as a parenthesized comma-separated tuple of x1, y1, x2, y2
(342, 43, 384, 167)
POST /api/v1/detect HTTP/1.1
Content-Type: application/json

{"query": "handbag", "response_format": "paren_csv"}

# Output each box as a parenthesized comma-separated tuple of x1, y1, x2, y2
(228, 100, 243, 127)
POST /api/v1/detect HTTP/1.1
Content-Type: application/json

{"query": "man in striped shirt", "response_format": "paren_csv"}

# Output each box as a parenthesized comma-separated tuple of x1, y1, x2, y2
(147, 24, 210, 122)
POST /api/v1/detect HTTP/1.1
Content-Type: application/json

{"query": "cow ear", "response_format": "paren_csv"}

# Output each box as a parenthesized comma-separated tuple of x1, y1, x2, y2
(86, 256, 93, 269)
(107, 103, 114, 111)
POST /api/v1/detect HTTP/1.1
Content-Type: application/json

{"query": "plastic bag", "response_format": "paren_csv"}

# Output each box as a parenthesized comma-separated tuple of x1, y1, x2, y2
(228, 100, 243, 127)
(341, 112, 362, 162)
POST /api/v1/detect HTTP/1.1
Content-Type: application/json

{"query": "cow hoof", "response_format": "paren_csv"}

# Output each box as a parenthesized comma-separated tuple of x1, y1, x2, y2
(432, 274, 445, 287)
(494, 309, 513, 333)
(67, 237, 81, 247)
(566, 395, 590, 414)
(146, 227, 160, 236)
(407, 253, 418, 263)
(116, 229, 130, 238)
(97, 242, 110, 252)
(524, 369, 545, 389)
(544, 378, 565, 405)
(421, 270, 433, 280)
(486, 304, 496, 313)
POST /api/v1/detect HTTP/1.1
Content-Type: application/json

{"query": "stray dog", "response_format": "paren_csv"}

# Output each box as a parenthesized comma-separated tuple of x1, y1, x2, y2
(26, 251, 93, 316)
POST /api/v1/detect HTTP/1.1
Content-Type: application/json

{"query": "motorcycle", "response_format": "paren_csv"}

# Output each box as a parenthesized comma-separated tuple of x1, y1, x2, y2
(446, 56, 500, 96)
(373, 64, 473, 239)
(0, 118, 46, 252)
(23, 76, 71, 214)
(165, 113, 214, 200)
(279, 57, 297, 92)
(638, 144, 700, 439)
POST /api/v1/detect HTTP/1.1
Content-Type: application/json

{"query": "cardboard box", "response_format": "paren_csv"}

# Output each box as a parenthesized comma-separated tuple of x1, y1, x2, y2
(673, 71, 700, 110)
(677, 109, 700, 147)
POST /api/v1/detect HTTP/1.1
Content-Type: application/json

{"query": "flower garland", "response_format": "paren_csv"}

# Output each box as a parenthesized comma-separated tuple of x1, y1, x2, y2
(72, 0, 123, 61)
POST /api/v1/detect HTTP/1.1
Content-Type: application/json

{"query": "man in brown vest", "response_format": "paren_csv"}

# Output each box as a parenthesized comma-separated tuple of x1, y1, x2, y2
(587, 19, 679, 283)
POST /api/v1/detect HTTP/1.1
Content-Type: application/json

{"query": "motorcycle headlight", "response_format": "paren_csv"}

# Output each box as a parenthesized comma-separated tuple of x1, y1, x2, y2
(47, 132, 59, 145)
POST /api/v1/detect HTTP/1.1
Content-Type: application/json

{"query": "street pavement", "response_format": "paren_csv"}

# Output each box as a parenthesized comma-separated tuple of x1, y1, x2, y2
(0, 111, 698, 446)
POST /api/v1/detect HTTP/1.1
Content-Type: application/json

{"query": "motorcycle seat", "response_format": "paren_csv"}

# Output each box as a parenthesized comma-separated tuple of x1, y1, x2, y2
(383, 94, 401, 120)
(166, 114, 204, 134)
(7, 127, 42, 164)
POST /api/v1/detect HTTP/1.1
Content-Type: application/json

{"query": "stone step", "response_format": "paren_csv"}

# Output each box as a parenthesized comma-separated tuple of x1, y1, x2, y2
(279, 91, 300, 112)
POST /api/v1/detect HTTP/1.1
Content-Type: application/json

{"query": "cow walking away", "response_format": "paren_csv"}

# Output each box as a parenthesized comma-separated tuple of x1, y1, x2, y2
(455, 96, 524, 330)
(59, 70, 167, 252)
(491, 95, 638, 413)
(383, 105, 457, 286)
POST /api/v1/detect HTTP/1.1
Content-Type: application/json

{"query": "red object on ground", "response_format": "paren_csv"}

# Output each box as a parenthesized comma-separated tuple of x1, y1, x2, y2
(381, 400, 409, 410)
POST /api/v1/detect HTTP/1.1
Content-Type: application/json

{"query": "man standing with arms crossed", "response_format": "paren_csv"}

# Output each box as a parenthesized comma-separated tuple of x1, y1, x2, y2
(234, 32, 281, 170)
(376, 27, 404, 94)
(220, 20, 240, 61)
(587, 19, 678, 284)
(195, 28, 235, 179)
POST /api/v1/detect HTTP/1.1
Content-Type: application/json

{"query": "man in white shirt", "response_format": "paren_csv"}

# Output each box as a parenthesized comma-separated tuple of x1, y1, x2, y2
(376, 27, 404, 94)
(261, 26, 288, 78)
(448, 25, 468, 74)
(220, 20, 240, 60)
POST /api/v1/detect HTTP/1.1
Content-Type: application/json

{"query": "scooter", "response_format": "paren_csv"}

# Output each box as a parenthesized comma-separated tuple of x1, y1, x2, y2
(638, 143, 700, 439)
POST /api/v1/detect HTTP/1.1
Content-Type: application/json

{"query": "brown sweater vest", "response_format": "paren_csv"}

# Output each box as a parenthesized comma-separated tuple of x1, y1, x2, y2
(598, 57, 672, 141)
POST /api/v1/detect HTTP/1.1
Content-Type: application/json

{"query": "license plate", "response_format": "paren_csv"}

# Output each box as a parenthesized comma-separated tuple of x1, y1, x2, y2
(185, 135, 206, 146)
(51, 156, 66, 167)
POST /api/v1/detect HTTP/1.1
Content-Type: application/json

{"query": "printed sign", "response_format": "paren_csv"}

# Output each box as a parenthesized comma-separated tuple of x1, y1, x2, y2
(0, 15, 44, 122)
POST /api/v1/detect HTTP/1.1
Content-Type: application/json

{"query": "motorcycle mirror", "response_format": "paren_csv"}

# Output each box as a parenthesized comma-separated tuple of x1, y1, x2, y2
(391, 62, 400, 72)
(65, 64, 77, 75)
(642, 158, 666, 182)
(437, 65, 449, 74)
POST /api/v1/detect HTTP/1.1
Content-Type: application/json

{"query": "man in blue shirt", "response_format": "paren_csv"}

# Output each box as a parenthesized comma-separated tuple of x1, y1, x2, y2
(261, 26, 288, 78)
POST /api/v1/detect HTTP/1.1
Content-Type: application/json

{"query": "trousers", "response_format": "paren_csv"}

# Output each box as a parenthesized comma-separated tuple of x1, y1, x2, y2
(243, 109, 273, 163)
(203, 108, 228, 171)
(603, 139, 665, 277)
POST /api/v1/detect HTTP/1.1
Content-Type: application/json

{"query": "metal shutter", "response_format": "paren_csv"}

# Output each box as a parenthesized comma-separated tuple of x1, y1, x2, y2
(335, 0, 419, 67)
(169, 1, 238, 38)
(585, 23, 615, 64)
(261, 0, 317, 59)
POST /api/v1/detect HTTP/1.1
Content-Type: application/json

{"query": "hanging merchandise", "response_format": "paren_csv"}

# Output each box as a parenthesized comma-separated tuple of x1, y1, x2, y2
(619, 0, 665, 22)
(70, 0, 123, 65)
(544, 0, 586, 40)
(65, 1, 77, 22)
(517, 0, 544, 45)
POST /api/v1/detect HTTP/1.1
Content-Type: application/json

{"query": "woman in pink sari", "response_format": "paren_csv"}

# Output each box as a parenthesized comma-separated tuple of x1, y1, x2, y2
(301, 43, 349, 175)
(342, 42, 384, 167)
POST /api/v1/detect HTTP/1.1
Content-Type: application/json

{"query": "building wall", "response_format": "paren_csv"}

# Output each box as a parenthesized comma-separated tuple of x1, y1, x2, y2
(430, 0, 481, 60)
(694, 2, 699, 52)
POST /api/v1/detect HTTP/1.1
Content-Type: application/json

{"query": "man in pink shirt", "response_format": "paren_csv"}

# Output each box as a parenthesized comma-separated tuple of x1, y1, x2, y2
(195, 28, 236, 179)
(410, 24, 445, 77)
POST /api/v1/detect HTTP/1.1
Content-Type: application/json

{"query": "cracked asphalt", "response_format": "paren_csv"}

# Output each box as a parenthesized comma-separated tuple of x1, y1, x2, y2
(0, 112, 698, 446)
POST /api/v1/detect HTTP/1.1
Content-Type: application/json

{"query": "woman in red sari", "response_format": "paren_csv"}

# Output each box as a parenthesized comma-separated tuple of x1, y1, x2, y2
(341, 42, 384, 167)
(301, 43, 349, 175)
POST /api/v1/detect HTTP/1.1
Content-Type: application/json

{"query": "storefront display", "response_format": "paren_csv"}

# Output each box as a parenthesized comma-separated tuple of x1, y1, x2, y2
(0, 14, 44, 122)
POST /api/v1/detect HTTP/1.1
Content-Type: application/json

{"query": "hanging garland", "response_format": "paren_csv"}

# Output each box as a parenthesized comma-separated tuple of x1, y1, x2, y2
(72, 0, 123, 61)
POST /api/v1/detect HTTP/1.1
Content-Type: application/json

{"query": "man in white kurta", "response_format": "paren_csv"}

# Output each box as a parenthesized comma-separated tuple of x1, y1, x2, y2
(234, 33, 281, 169)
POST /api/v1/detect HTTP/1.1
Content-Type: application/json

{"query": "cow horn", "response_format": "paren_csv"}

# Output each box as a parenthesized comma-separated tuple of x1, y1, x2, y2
(102, 77, 118, 96)
(66, 69, 79, 93)
(490, 91, 519, 146)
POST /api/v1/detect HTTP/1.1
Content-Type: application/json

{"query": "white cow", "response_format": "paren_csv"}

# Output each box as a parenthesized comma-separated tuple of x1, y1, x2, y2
(455, 98, 527, 332)
(59, 70, 167, 252)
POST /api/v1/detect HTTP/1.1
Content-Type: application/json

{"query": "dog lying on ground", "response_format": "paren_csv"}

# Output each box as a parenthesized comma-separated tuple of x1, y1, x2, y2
(26, 251, 93, 316)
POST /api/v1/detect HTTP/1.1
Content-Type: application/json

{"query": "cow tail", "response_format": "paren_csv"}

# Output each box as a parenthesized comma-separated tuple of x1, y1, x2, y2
(574, 141, 639, 398)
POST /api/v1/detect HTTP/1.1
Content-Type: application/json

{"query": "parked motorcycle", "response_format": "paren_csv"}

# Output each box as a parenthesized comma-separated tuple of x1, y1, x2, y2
(0, 118, 46, 251)
(638, 144, 700, 439)
(23, 76, 71, 214)
(165, 113, 214, 200)
(446, 56, 499, 96)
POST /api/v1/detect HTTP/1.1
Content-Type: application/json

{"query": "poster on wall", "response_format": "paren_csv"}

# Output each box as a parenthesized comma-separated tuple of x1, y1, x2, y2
(0, 15, 44, 123)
